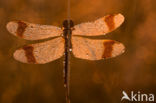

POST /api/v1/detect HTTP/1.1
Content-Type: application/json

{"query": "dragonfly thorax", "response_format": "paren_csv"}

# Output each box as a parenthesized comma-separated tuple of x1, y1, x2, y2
(63, 20, 74, 37)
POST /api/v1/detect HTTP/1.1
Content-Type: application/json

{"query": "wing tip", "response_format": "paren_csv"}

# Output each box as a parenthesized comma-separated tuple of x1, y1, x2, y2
(6, 20, 28, 38)
(13, 49, 28, 63)
(6, 21, 18, 34)
(114, 13, 125, 27)
(13, 48, 38, 64)
(112, 42, 125, 57)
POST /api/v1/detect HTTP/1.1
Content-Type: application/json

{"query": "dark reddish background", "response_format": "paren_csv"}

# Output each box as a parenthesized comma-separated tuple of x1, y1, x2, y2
(0, 0, 156, 103)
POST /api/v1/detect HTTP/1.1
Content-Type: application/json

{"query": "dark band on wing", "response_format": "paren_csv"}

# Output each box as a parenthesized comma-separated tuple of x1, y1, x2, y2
(17, 21, 27, 37)
(23, 46, 36, 63)
(105, 15, 115, 31)
(102, 40, 115, 58)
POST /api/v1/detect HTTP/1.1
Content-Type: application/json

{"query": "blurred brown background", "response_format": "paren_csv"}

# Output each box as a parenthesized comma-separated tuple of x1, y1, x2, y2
(0, 0, 156, 103)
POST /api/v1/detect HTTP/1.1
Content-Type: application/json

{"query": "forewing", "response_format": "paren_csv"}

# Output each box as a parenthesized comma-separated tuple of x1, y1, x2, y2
(13, 37, 64, 64)
(6, 21, 62, 40)
(73, 13, 124, 36)
(72, 36, 125, 60)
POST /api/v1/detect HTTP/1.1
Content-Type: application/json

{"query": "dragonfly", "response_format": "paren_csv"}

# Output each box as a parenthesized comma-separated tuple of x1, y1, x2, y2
(6, 13, 125, 103)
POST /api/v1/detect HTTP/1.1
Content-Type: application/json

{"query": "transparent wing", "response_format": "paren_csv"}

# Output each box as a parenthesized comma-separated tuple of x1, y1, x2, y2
(6, 21, 62, 40)
(72, 36, 125, 60)
(73, 13, 124, 36)
(13, 37, 64, 64)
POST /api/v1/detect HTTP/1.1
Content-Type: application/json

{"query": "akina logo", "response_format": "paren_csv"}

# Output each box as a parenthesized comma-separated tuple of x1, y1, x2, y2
(121, 91, 155, 102)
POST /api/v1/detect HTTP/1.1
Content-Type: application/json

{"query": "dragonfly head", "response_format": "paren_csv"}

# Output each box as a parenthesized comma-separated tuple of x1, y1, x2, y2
(63, 20, 74, 29)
